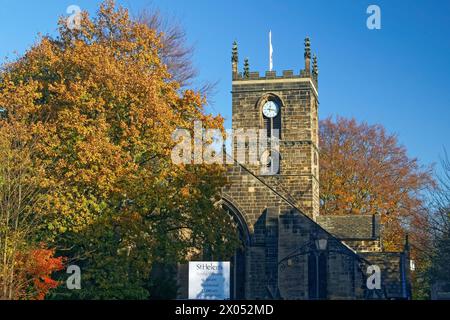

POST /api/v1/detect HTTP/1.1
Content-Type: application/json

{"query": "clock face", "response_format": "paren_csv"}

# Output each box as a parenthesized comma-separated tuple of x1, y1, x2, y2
(262, 101, 279, 118)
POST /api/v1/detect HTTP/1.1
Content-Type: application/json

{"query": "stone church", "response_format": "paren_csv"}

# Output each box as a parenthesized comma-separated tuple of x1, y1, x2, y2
(179, 37, 411, 300)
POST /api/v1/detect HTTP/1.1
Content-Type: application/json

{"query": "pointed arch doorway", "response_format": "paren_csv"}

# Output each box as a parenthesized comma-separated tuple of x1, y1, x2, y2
(221, 199, 250, 300)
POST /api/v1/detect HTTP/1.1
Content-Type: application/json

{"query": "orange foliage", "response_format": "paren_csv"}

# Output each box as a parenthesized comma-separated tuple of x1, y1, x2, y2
(24, 248, 65, 300)
(319, 117, 435, 250)
(0, 0, 225, 238)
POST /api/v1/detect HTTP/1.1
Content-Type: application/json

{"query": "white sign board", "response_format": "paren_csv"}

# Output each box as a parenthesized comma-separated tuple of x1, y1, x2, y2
(188, 261, 230, 300)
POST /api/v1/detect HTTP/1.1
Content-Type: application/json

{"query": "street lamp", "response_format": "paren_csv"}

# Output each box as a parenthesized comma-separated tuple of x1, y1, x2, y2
(315, 238, 328, 252)
(314, 236, 328, 299)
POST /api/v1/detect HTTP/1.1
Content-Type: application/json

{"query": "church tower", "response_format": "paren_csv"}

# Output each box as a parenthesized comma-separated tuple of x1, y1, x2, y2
(229, 37, 320, 220)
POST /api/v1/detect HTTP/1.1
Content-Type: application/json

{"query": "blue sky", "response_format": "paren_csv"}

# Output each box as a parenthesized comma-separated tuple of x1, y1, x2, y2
(0, 0, 449, 169)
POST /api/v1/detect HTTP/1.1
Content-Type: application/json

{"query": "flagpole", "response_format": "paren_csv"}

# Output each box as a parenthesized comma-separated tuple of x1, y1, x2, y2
(269, 30, 273, 71)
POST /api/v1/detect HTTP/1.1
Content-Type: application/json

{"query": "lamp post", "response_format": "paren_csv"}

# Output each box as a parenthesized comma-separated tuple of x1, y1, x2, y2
(276, 235, 329, 300)
(314, 236, 328, 299)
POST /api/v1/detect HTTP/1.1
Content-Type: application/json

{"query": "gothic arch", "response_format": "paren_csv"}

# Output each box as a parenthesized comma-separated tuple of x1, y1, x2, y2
(219, 196, 251, 246)
(256, 93, 285, 138)
(219, 196, 250, 299)
(255, 93, 285, 112)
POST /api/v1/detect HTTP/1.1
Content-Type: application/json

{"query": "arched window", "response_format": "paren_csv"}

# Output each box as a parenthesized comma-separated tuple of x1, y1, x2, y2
(259, 94, 282, 175)
(262, 100, 281, 140)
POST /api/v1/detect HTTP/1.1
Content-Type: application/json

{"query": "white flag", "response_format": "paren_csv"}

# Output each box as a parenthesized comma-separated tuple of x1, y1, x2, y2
(269, 30, 273, 71)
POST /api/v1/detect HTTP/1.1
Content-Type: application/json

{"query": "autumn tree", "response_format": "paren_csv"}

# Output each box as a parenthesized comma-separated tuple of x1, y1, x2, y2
(319, 117, 434, 251)
(0, 121, 64, 300)
(428, 151, 450, 292)
(0, 0, 237, 299)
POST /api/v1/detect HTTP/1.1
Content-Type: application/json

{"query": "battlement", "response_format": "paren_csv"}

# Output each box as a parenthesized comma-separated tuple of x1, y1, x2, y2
(231, 37, 319, 88)
(233, 69, 312, 80)
(232, 69, 319, 94)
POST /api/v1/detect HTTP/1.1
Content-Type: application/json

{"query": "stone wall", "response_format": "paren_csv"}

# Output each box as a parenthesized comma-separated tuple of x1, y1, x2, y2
(223, 164, 370, 300)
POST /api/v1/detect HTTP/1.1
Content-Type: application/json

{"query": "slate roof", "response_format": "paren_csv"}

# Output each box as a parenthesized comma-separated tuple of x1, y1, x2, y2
(316, 214, 380, 240)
